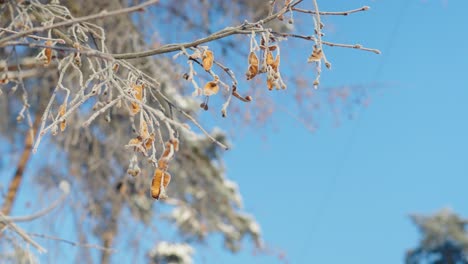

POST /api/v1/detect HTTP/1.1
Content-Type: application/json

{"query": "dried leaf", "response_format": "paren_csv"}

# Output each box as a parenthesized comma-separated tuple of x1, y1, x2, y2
(130, 84, 144, 115)
(272, 54, 280, 72)
(133, 84, 144, 101)
(0, 76, 8, 85)
(169, 138, 179, 152)
(246, 65, 258, 80)
(267, 77, 274, 91)
(144, 133, 155, 150)
(158, 158, 169, 171)
(151, 169, 171, 200)
(128, 137, 142, 146)
(248, 52, 259, 67)
(130, 103, 140, 115)
(140, 120, 149, 139)
(44, 40, 53, 66)
(161, 141, 175, 160)
(266, 51, 274, 65)
(58, 104, 66, 116)
(203, 81, 219, 96)
(58, 104, 67, 131)
(202, 50, 214, 71)
(308, 47, 323, 62)
(60, 120, 67, 132)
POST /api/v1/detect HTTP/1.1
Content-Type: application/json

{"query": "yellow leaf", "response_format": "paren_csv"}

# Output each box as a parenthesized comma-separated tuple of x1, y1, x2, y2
(58, 104, 66, 116)
(128, 137, 142, 146)
(248, 52, 259, 67)
(202, 50, 214, 71)
(266, 51, 274, 65)
(151, 169, 171, 200)
(60, 120, 67, 132)
(203, 81, 219, 96)
(130, 84, 144, 115)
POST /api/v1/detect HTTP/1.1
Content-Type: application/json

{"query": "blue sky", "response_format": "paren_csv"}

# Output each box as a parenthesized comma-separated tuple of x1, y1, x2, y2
(198, 0, 468, 263)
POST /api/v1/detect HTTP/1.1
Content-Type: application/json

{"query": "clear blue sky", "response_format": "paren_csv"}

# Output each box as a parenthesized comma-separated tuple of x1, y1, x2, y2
(198, 0, 468, 263)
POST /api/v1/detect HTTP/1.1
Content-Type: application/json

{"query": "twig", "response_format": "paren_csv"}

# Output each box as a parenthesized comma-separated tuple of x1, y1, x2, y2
(0, 212, 47, 254)
(292, 6, 369, 16)
(155, 90, 229, 150)
(4, 181, 70, 223)
(271, 32, 381, 54)
(29, 233, 115, 253)
(0, 0, 159, 46)
(0, 28, 65, 42)
(112, 0, 302, 59)
(2, 41, 114, 60)
(322, 41, 381, 54)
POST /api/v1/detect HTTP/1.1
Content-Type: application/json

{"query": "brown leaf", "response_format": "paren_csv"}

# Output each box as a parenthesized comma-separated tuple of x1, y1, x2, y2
(151, 169, 171, 200)
(58, 104, 66, 131)
(44, 40, 53, 66)
(246, 65, 258, 80)
(308, 47, 323, 62)
(248, 52, 259, 67)
(202, 50, 214, 71)
(144, 133, 155, 150)
(158, 158, 169, 171)
(267, 77, 274, 91)
(130, 103, 140, 115)
(130, 84, 144, 115)
(266, 51, 274, 66)
(272, 54, 280, 72)
(60, 120, 67, 132)
(161, 141, 175, 160)
(203, 81, 219, 96)
(128, 137, 142, 146)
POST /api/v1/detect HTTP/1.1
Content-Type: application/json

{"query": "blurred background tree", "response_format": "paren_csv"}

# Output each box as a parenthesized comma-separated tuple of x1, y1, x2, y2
(407, 209, 468, 264)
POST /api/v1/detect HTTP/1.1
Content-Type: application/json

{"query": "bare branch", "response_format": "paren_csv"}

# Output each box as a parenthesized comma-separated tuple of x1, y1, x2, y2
(0, 0, 159, 46)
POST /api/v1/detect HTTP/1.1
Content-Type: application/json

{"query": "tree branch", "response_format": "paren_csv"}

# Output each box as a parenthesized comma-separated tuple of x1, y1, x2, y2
(0, 0, 159, 46)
